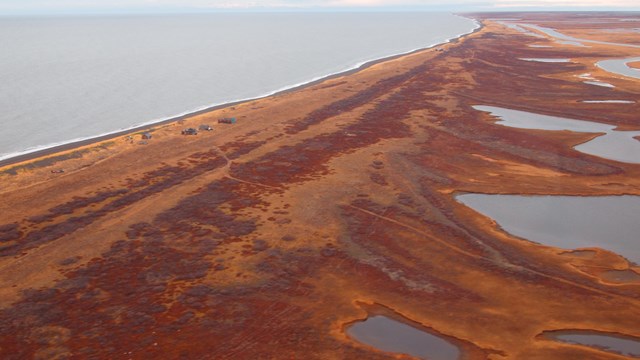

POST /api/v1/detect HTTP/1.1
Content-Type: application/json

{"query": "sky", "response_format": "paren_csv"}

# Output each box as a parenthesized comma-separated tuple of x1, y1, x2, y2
(1, 0, 639, 15)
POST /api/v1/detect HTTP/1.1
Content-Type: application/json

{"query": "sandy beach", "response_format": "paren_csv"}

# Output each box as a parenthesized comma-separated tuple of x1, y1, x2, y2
(1, 12, 639, 359)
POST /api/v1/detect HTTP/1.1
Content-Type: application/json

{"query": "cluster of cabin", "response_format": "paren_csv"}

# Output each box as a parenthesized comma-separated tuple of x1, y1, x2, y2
(218, 117, 236, 124)
(181, 128, 198, 135)
(181, 124, 216, 135)
(125, 133, 152, 145)
(125, 116, 236, 143)
(181, 117, 235, 135)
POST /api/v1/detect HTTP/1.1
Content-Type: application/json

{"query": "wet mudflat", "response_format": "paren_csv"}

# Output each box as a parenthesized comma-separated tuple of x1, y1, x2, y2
(347, 315, 460, 360)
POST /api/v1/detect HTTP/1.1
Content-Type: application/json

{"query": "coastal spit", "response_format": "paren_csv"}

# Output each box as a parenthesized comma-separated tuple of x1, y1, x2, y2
(1, 13, 639, 359)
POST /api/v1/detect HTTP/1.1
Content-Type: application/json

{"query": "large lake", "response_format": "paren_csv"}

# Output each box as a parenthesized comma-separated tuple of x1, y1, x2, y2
(0, 13, 477, 161)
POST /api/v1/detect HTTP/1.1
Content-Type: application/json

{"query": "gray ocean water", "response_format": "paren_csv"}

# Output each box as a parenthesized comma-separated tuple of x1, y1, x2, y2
(0, 13, 477, 161)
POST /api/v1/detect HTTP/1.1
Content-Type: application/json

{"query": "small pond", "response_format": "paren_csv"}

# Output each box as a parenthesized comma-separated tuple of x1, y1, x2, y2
(575, 130, 640, 164)
(584, 80, 615, 88)
(519, 58, 572, 63)
(597, 56, 640, 80)
(498, 22, 544, 38)
(543, 330, 640, 358)
(473, 105, 640, 164)
(457, 194, 640, 264)
(516, 23, 640, 79)
(521, 23, 640, 49)
(347, 315, 460, 360)
(580, 100, 635, 104)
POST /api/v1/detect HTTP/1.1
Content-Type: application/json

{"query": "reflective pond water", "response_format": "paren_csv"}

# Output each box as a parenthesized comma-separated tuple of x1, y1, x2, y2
(347, 315, 460, 360)
(544, 330, 640, 358)
(584, 80, 615, 88)
(457, 194, 640, 264)
(473, 105, 640, 164)
(597, 56, 640, 80)
(519, 58, 572, 63)
(580, 100, 635, 104)
(515, 23, 640, 79)
(521, 23, 640, 49)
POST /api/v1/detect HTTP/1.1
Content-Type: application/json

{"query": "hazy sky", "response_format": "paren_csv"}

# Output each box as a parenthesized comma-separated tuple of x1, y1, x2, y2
(1, 0, 639, 15)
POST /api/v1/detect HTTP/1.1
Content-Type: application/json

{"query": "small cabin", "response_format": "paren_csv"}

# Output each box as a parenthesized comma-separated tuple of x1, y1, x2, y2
(218, 117, 236, 124)
(181, 128, 198, 135)
(199, 124, 213, 131)
(141, 132, 152, 139)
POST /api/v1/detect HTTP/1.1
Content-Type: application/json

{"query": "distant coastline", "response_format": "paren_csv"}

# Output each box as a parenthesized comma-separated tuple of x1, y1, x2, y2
(0, 15, 481, 168)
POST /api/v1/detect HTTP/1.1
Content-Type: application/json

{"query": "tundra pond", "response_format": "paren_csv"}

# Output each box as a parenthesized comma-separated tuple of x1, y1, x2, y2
(347, 315, 460, 360)
(543, 330, 640, 358)
(473, 105, 640, 164)
(457, 194, 640, 264)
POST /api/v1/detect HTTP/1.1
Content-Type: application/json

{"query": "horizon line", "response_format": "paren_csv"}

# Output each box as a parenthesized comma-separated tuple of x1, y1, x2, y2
(1, 7, 640, 17)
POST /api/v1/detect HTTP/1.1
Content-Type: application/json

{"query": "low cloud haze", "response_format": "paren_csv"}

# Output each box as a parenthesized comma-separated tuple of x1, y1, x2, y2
(1, 0, 638, 15)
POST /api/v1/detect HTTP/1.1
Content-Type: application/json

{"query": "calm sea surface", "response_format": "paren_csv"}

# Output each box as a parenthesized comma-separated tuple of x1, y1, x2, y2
(0, 13, 476, 161)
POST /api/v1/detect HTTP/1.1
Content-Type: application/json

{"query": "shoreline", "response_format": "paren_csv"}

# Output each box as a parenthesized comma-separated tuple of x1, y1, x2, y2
(2, 13, 640, 359)
(0, 17, 481, 169)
